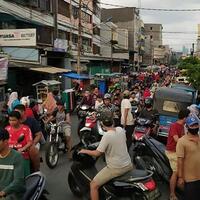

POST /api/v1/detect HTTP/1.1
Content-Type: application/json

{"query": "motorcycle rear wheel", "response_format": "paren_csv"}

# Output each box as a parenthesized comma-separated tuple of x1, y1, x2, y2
(45, 142, 59, 169)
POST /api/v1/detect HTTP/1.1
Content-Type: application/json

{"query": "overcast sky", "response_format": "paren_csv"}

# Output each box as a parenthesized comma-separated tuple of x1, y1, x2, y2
(101, 0, 200, 52)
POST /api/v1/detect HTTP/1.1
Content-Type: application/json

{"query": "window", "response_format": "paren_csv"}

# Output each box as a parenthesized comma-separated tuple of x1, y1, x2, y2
(163, 101, 180, 113)
(72, 6, 78, 19)
(82, 37, 91, 46)
(72, 34, 78, 44)
(37, 26, 53, 45)
(82, 11, 92, 23)
(93, 26, 100, 36)
(150, 27, 153, 30)
(58, 0, 70, 18)
(93, 44, 100, 54)
(150, 35, 153, 39)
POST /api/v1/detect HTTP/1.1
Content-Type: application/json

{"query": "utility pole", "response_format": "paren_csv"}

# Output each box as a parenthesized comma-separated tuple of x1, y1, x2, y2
(77, 0, 82, 74)
(53, 0, 58, 41)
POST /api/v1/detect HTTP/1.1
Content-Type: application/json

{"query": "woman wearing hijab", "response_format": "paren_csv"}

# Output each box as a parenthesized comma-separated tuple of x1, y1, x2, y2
(7, 92, 20, 113)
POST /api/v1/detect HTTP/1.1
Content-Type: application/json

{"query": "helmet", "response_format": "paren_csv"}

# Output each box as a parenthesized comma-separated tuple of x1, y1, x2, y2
(20, 96, 30, 107)
(104, 93, 111, 100)
(101, 111, 113, 127)
(145, 98, 153, 107)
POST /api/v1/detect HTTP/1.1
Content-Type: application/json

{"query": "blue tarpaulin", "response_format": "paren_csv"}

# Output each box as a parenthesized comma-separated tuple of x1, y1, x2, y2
(63, 72, 90, 80)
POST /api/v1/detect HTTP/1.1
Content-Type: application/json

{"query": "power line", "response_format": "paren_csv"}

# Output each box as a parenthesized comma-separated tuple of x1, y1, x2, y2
(99, 1, 200, 11)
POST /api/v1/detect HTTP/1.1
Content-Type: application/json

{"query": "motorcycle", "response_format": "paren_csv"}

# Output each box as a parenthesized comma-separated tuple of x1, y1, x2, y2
(77, 104, 92, 136)
(68, 141, 160, 200)
(79, 111, 106, 145)
(132, 134, 183, 198)
(133, 118, 154, 141)
(45, 121, 67, 169)
(23, 172, 46, 200)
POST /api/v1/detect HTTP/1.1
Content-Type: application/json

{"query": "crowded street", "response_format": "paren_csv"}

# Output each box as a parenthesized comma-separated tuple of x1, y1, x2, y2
(1, 0, 200, 200)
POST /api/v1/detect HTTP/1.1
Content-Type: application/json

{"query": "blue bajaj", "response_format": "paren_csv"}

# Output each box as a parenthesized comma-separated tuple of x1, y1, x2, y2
(154, 87, 193, 144)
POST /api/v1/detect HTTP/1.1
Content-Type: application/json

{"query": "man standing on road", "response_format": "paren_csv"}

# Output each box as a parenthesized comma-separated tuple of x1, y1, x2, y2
(177, 115, 200, 200)
(121, 90, 134, 149)
(165, 109, 189, 200)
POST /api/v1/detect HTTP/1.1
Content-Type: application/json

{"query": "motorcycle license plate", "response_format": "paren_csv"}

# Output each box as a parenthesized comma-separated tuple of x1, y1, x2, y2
(144, 188, 160, 200)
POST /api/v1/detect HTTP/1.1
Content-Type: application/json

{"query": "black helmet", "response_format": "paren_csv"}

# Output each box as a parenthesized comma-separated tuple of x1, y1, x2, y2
(101, 111, 113, 127)
(145, 98, 153, 107)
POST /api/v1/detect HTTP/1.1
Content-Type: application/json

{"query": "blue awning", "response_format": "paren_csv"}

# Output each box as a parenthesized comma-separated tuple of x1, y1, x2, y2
(63, 72, 91, 80)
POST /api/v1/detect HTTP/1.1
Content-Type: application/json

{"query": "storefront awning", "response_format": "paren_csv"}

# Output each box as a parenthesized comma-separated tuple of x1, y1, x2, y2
(63, 72, 90, 80)
(30, 67, 71, 74)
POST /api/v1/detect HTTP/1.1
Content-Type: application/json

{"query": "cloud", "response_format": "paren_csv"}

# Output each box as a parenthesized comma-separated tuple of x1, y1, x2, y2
(101, 0, 200, 51)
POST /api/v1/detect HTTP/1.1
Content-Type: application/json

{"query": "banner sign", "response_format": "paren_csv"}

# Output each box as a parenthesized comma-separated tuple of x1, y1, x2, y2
(0, 57, 8, 81)
(0, 29, 36, 47)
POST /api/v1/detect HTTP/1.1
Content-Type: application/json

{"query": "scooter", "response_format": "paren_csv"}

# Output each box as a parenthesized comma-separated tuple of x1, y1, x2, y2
(23, 172, 46, 200)
(132, 134, 183, 198)
(68, 141, 160, 200)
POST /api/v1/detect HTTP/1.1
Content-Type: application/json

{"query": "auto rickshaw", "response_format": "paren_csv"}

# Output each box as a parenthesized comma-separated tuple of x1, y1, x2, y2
(153, 87, 193, 143)
(171, 83, 198, 104)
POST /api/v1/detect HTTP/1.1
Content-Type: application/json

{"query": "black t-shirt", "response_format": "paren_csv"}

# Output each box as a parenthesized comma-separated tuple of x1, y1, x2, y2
(24, 117, 42, 138)
(139, 108, 158, 121)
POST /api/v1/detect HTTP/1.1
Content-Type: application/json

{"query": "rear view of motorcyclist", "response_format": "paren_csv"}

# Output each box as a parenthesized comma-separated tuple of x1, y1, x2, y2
(79, 112, 133, 200)
(139, 98, 159, 134)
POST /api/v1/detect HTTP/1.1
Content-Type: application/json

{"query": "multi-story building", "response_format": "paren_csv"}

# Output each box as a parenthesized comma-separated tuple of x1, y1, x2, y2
(0, 0, 102, 94)
(196, 24, 200, 57)
(101, 7, 144, 69)
(144, 23, 163, 65)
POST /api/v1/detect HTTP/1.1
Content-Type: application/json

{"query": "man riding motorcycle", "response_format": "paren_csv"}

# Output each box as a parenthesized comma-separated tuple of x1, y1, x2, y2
(97, 94, 120, 127)
(79, 112, 133, 200)
(139, 98, 159, 135)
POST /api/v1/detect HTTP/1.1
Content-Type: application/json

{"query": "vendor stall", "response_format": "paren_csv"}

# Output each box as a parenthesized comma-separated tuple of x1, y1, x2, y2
(33, 80, 61, 102)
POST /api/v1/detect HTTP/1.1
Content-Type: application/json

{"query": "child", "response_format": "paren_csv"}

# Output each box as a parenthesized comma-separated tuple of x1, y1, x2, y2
(6, 111, 33, 176)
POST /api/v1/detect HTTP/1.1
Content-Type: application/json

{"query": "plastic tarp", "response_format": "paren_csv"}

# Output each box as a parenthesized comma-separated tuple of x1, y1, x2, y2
(63, 72, 90, 80)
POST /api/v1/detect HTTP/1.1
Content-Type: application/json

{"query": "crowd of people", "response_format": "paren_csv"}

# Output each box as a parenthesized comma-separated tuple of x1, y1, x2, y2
(0, 67, 200, 200)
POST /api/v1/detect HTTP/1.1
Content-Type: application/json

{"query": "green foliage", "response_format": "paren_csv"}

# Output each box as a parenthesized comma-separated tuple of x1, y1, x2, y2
(178, 56, 200, 90)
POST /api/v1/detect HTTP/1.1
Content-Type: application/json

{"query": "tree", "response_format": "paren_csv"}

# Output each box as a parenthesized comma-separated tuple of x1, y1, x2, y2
(178, 56, 200, 90)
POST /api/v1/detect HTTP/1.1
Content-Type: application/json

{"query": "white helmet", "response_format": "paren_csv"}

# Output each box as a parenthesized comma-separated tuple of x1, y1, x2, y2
(20, 96, 30, 107)
(187, 104, 199, 116)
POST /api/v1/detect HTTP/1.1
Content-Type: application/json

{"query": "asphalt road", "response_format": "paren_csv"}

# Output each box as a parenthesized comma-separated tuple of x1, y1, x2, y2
(41, 115, 169, 200)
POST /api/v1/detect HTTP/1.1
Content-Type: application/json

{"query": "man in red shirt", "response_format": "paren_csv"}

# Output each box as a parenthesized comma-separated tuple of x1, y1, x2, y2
(6, 111, 33, 176)
(165, 109, 190, 200)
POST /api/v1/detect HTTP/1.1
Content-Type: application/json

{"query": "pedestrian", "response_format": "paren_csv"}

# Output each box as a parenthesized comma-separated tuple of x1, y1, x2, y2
(165, 109, 190, 200)
(176, 115, 200, 200)
(121, 90, 134, 149)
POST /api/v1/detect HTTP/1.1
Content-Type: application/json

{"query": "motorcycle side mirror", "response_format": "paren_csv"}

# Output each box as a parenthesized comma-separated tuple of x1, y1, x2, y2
(17, 134, 25, 143)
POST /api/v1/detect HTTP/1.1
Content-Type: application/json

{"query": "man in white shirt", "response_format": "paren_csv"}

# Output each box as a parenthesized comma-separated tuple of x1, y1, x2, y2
(121, 90, 134, 149)
(79, 112, 133, 200)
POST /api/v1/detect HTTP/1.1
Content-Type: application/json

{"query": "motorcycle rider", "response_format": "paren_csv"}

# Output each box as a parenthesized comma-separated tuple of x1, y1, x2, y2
(97, 93, 119, 126)
(46, 100, 72, 160)
(139, 98, 159, 133)
(14, 104, 42, 172)
(79, 112, 133, 200)
(0, 128, 25, 200)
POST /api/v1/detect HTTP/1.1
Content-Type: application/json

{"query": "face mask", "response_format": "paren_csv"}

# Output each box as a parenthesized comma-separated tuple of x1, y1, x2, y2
(188, 128, 199, 135)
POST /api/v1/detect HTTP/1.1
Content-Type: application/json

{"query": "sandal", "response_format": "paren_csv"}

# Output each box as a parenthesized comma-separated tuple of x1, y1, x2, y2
(169, 194, 178, 200)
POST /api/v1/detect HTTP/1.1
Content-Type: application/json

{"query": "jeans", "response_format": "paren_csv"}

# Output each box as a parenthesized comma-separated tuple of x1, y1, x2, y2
(125, 125, 134, 150)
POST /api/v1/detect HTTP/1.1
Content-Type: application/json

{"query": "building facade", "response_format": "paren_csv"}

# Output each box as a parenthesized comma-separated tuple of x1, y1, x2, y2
(0, 0, 102, 95)
(101, 7, 144, 69)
